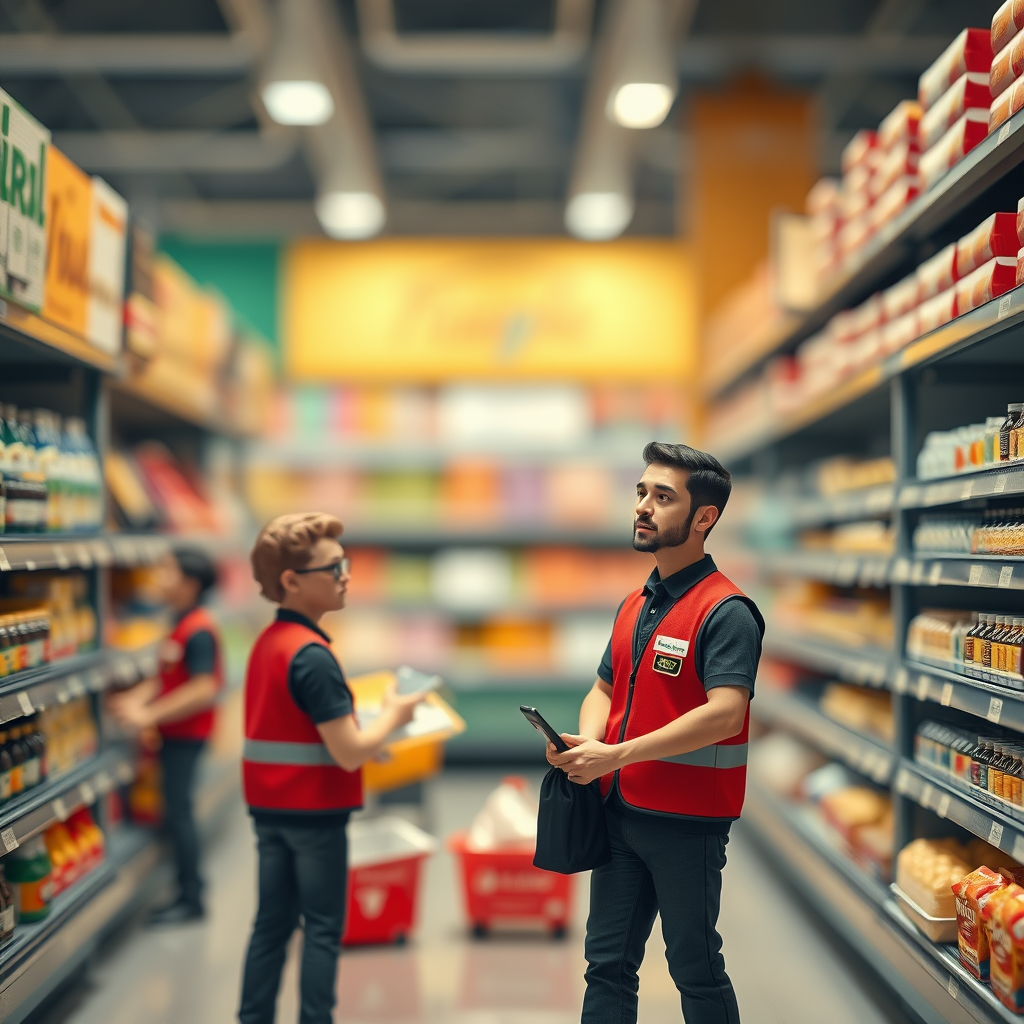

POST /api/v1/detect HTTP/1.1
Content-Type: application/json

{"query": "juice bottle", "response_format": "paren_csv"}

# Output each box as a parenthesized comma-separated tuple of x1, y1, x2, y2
(20, 725, 40, 790)
(8, 727, 27, 798)
(6, 836, 53, 922)
(964, 613, 982, 667)
(27, 718, 46, 783)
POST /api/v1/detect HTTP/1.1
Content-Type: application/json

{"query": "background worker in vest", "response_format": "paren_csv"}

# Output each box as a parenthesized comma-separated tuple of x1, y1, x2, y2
(547, 442, 764, 1024)
(239, 512, 425, 1024)
(110, 547, 223, 926)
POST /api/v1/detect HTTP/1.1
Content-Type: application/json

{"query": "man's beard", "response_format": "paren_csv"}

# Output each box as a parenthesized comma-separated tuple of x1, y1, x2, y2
(632, 514, 693, 552)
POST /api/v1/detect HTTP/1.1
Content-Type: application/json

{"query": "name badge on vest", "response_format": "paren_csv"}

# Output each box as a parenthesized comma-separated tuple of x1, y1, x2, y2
(653, 635, 689, 658)
(653, 653, 683, 676)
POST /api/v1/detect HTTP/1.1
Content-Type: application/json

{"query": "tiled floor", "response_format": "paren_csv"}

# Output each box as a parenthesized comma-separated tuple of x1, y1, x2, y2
(40, 770, 912, 1024)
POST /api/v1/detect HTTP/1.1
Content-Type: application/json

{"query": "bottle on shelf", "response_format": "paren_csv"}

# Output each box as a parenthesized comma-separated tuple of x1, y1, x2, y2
(0, 865, 14, 945)
(0, 731, 13, 805)
(7, 727, 27, 799)
(1000, 403, 1022, 462)
(6, 836, 53, 923)
(20, 725, 40, 790)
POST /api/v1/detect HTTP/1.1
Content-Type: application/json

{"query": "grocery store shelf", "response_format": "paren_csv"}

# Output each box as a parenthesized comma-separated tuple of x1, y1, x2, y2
(107, 374, 247, 438)
(895, 761, 1024, 864)
(789, 484, 895, 528)
(743, 780, 984, 1024)
(701, 312, 804, 401)
(764, 630, 893, 687)
(0, 533, 170, 573)
(899, 466, 1024, 510)
(754, 688, 894, 784)
(760, 549, 892, 588)
(0, 298, 119, 375)
(0, 644, 159, 727)
(892, 554, 1024, 591)
(895, 660, 1024, 732)
(0, 749, 135, 853)
(343, 526, 630, 547)
(719, 281, 1024, 466)
(708, 104, 1024, 401)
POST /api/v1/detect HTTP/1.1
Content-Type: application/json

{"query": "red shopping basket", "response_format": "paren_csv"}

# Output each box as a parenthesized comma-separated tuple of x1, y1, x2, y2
(343, 817, 437, 946)
(447, 831, 574, 938)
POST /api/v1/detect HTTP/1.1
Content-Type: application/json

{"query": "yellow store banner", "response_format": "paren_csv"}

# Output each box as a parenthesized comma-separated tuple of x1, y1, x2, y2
(283, 239, 694, 382)
(43, 146, 92, 337)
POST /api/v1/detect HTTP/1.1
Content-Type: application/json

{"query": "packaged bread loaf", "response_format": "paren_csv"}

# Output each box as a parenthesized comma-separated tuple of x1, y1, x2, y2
(953, 866, 1008, 978)
(994, 0, 1024, 55)
(819, 786, 888, 842)
(920, 73, 991, 151)
(956, 212, 1019, 277)
(985, 883, 1024, 1011)
(897, 838, 971, 919)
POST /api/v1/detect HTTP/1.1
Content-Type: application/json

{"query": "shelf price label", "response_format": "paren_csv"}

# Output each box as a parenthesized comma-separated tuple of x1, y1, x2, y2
(1014, 835, 1024, 864)
(994, 474, 1009, 494)
(1000, 566, 1015, 588)
(920, 783, 936, 809)
(916, 675, 931, 701)
(0, 548, 9, 572)
(929, 562, 943, 586)
(990, 821, 1005, 847)
(893, 669, 909, 695)
(51, 797, 67, 822)
(0, 828, 17, 853)
(999, 121, 1014, 145)
(936, 793, 951, 819)
(969, 564, 984, 586)
(947, 976, 959, 1001)
(989, 697, 1004, 724)
(16, 692, 32, 717)
(68, 676, 86, 699)
(940, 682, 954, 707)
(79, 782, 95, 806)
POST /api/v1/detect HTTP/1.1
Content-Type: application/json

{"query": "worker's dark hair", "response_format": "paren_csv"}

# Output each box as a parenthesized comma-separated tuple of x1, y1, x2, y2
(642, 441, 732, 536)
(173, 546, 218, 599)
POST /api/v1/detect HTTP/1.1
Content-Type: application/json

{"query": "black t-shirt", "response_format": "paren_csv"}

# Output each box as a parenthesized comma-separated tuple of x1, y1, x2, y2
(249, 609, 357, 828)
(182, 628, 216, 676)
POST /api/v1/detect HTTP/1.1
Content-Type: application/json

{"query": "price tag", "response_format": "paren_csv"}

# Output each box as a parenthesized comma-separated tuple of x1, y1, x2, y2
(75, 544, 92, 568)
(24, 560, 36, 571)
(917, 675, 931, 701)
(937, 793, 951, 819)
(921, 783, 936, 808)
(0, 547, 9, 572)
(895, 767, 913, 794)
(969, 564, 984, 586)
(0, 828, 17, 853)
(51, 797, 67, 822)
(900, 485, 921, 508)
(891, 558, 911, 583)
(52, 545, 70, 570)
(16, 692, 32, 716)
(1000, 565, 1015, 588)
(999, 121, 1014, 145)
(990, 821, 1005, 847)
(994, 474, 1009, 494)
(1014, 835, 1024, 863)
(941, 682, 954, 707)
(989, 696, 1004, 724)
(68, 676, 86, 699)
(893, 668, 909, 694)
(948, 976, 960, 1001)
(79, 782, 95, 806)
(929, 562, 943, 586)
(999, 292, 1014, 319)
(95, 771, 112, 794)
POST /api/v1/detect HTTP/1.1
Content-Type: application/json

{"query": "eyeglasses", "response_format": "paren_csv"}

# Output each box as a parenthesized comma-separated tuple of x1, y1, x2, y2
(294, 557, 350, 581)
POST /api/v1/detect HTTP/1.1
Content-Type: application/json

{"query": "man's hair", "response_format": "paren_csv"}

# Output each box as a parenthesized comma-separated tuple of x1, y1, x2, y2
(173, 546, 218, 599)
(251, 512, 343, 603)
(642, 441, 732, 536)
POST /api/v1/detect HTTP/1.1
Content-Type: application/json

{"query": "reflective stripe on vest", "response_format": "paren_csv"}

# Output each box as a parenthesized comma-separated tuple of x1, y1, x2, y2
(658, 742, 748, 769)
(243, 739, 336, 767)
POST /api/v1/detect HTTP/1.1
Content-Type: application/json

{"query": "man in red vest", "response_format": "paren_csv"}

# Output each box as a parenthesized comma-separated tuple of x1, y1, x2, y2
(238, 512, 424, 1024)
(548, 442, 763, 1024)
(110, 546, 223, 925)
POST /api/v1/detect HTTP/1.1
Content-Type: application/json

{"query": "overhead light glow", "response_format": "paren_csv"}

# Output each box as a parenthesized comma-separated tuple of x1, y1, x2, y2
(316, 190, 385, 239)
(565, 192, 632, 241)
(262, 80, 334, 126)
(611, 82, 674, 129)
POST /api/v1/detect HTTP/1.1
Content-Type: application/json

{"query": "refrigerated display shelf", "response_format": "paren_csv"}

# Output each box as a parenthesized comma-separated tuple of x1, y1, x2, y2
(707, 104, 1024, 402)
(899, 466, 1024, 510)
(719, 281, 1024, 466)
(788, 484, 895, 528)
(0, 750, 135, 855)
(754, 689, 894, 784)
(0, 534, 170, 573)
(894, 761, 1024, 864)
(895, 661, 1024, 732)
(0, 644, 159, 727)
(763, 630, 893, 686)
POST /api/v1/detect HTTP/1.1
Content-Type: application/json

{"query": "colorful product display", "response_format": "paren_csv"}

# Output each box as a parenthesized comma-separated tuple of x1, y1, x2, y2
(0, 717, 47, 803)
(772, 582, 893, 651)
(37, 698, 98, 778)
(907, 609, 1024, 686)
(913, 510, 1024, 554)
(918, 399, 1024, 478)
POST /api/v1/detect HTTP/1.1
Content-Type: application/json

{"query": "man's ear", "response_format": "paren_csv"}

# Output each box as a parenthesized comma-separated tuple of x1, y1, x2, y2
(694, 505, 720, 535)
(279, 568, 298, 595)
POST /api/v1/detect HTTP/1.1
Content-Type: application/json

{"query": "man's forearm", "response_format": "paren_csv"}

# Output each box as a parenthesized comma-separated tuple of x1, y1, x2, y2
(579, 681, 612, 740)
(146, 675, 219, 726)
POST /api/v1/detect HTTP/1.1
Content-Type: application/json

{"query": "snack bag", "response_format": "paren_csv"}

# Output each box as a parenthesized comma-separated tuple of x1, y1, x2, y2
(986, 883, 1024, 1010)
(953, 866, 1008, 978)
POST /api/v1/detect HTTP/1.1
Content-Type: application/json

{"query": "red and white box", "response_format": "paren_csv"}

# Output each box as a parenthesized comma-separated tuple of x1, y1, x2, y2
(1017, 244, 1024, 287)
(871, 143, 920, 200)
(991, 27, 1024, 98)
(919, 110, 990, 189)
(1016, 195, 1024, 247)
(839, 178, 872, 221)
(841, 130, 878, 174)
(918, 28, 994, 111)
(871, 176, 919, 231)
(954, 256, 1017, 313)
(806, 177, 841, 216)
(839, 214, 873, 260)
(917, 243, 958, 300)
(881, 309, 920, 354)
(956, 212, 1019, 277)
(882, 273, 920, 321)
(878, 100, 923, 151)
(990, 76, 1024, 133)
(917, 287, 958, 333)
(919, 73, 991, 151)
(994, 0, 1024, 54)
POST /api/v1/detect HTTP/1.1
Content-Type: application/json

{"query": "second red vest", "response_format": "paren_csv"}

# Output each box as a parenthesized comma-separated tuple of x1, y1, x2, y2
(243, 620, 363, 813)
(158, 606, 223, 741)
(601, 571, 755, 819)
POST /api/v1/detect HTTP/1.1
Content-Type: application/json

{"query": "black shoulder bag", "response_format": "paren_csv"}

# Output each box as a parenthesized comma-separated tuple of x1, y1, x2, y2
(533, 768, 612, 874)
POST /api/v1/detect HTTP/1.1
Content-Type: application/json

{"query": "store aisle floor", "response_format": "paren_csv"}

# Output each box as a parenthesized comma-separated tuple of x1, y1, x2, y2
(40, 769, 910, 1024)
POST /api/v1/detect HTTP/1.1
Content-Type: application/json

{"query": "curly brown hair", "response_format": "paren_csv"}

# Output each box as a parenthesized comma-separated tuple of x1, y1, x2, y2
(250, 512, 343, 602)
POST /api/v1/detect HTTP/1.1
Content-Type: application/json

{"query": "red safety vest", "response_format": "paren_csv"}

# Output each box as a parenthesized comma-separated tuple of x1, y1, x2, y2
(158, 606, 223, 741)
(601, 571, 758, 819)
(242, 619, 363, 813)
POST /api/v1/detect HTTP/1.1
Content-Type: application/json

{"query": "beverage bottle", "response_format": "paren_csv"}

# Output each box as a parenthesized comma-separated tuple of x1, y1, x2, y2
(6, 836, 53, 922)
(27, 718, 46, 783)
(65, 419, 100, 532)
(20, 724, 40, 790)
(963, 612, 982, 666)
(1002, 403, 1023, 461)
(16, 410, 44, 534)
(8, 727, 27, 799)
(33, 410, 60, 532)
(0, 731, 13, 806)
(978, 614, 998, 670)
(1007, 618, 1024, 685)
(0, 865, 14, 943)
(1011, 405, 1024, 460)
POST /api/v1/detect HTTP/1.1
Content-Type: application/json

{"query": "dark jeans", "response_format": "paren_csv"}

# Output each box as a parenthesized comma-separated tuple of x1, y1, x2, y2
(238, 818, 349, 1024)
(583, 794, 739, 1024)
(159, 738, 206, 909)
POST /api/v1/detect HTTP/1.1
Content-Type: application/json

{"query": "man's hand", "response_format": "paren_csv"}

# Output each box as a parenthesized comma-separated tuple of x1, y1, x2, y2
(107, 690, 155, 731)
(545, 734, 624, 785)
(380, 683, 426, 730)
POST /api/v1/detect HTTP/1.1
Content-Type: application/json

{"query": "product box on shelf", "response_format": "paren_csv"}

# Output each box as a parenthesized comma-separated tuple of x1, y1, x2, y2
(840, 129, 878, 175)
(877, 100, 923, 151)
(994, 0, 1024, 54)
(918, 28, 994, 111)
(957, 212, 1019, 277)
(991, 76, 1024, 133)
(955, 256, 1017, 314)
(919, 110, 991, 189)
(987, 884, 1024, 1011)
(917, 243, 958, 300)
(920, 73, 992, 152)
(991, 26, 1024, 100)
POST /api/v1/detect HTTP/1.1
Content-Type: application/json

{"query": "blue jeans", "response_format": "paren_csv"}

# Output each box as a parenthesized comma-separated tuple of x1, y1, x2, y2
(582, 794, 739, 1024)
(159, 739, 205, 909)
(238, 817, 349, 1024)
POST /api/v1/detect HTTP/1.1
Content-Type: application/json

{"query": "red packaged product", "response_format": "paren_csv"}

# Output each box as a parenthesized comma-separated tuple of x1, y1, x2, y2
(850, 294, 884, 336)
(990, 75, 1024, 133)
(839, 214, 872, 259)
(953, 866, 1008, 979)
(841, 129, 877, 174)
(992, 27, 1024, 99)
(957, 212, 1019, 276)
(871, 143, 920, 200)
(839, 179, 871, 221)
(920, 72, 992, 151)
(1017, 196, 1024, 246)
(917, 243, 958, 299)
(955, 256, 1017, 313)
(870, 176, 919, 232)
(919, 29, 994, 111)
(917, 287, 958, 334)
(919, 110, 990, 189)
(805, 178, 840, 216)
(1015, 244, 1024, 287)
(878, 100, 923, 150)
(881, 273, 920, 321)
(994, 0, 1024, 54)
(986, 884, 1024, 1013)
(881, 309, 920, 354)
